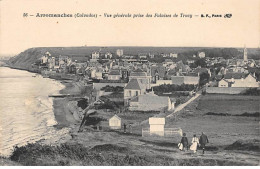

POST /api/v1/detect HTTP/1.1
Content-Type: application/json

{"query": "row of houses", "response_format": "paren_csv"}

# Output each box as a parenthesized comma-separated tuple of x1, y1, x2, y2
(218, 73, 259, 88)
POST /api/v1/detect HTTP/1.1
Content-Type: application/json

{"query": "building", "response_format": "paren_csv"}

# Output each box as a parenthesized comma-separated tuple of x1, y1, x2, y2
(170, 53, 178, 58)
(41, 52, 51, 64)
(219, 73, 259, 87)
(139, 53, 147, 59)
(124, 79, 146, 106)
(129, 91, 175, 111)
(105, 52, 113, 59)
(171, 76, 199, 85)
(107, 70, 121, 80)
(91, 69, 103, 79)
(198, 52, 206, 58)
(109, 115, 121, 129)
(116, 49, 124, 57)
(149, 53, 155, 58)
(151, 65, 166, 83)
(164, 59, 174, 65)
(92, 51, 100, 59)
(47, 56, 56, 70)
(244, 46, 248, 62)
(218, 79, 230, 87)
(129, 68, 152, 89)
(149, 118, 165, 136)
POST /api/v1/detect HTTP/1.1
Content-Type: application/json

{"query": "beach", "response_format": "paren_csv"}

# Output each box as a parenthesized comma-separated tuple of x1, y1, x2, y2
(0, 67, 72, 157)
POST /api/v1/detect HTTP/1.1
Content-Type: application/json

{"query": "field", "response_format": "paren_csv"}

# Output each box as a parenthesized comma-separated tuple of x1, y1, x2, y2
(197, 94, 260, 115)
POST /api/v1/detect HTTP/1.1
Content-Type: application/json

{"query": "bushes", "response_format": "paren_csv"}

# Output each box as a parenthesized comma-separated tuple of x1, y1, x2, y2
(243, 88, 260, 96)
(100, 85, 124, 93)
(225, 139, 260, 152)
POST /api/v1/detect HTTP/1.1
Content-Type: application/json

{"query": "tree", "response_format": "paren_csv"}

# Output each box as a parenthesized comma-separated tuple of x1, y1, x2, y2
(199, 72, 210, 87)
(194, 59, 207, 68)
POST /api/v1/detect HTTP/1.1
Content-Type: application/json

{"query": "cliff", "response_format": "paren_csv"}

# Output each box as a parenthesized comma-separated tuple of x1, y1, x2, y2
(8, 48, 48, 70)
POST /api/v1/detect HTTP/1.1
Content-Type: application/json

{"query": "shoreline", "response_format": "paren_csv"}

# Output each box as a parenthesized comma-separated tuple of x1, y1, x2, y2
(5, 65, 87, 129)
(52, 80, 86, 129)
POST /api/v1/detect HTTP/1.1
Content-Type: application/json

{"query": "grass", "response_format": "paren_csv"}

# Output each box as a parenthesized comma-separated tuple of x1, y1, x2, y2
(8, 142, 254, 166)
(166, 94, 259, 147)
(197, 94, 260, 115)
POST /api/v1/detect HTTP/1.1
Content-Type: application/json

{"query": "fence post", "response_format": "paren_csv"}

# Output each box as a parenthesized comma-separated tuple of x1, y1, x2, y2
(179, 128, 183, 136)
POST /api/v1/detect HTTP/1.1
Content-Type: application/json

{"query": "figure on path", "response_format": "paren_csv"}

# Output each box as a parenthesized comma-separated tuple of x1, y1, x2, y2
(129, 124, 132, 133)
(123, 123, 127, 133)
(199, 132, 209, 154)
(190, 134, 199, 154)
(180, 133, 189, 151)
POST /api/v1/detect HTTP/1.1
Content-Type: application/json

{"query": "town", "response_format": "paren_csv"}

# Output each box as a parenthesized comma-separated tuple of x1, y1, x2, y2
(9, 46, 257, 130)
(5, 46, 260, 165)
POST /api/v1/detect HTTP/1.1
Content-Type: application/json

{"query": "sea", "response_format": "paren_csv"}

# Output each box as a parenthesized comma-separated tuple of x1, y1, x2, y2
(0, 67, 70, 157)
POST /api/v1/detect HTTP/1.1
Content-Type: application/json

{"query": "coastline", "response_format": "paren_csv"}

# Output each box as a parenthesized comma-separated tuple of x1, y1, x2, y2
(4, 65, 86, 129)
(52, 80, 86, 129)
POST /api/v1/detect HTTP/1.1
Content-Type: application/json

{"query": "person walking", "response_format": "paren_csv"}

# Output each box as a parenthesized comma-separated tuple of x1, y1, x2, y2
(123, 123, 127, 133)
(199, 132, 209, 154)
(180, 133, 189, 151)
(190, 134, 199, 154)
(129, 124, 132, 133)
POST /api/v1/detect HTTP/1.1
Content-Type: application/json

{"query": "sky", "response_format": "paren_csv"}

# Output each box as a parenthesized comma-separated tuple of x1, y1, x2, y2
(0, 0, 260, 56)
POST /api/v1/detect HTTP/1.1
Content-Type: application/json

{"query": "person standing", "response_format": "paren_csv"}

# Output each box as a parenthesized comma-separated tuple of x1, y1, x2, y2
(180, 133, 189, 151)
(199, 132, 209, 154)
(190, 134, 199, 154)
(123, 123, 127, 133)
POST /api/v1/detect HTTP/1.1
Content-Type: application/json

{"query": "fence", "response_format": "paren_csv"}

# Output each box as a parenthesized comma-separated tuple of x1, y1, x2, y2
(142, 128, 182, 137)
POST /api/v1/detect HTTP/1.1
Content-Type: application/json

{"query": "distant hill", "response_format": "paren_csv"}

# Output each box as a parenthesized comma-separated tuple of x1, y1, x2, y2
(7, 46, 260, 70)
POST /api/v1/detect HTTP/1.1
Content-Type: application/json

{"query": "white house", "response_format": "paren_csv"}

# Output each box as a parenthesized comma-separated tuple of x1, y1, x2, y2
(129, 92, 175, 111)
(41, 54, 49, 64)
(116, 49, 124, 57)
(149, 117, 165, 136)
(220, 73, 259, 87)
(109, 115, 121, 129)
(108, 70, 121, 80)
(124, 78, 146, 106)
(170, 53, 178, 58)
(198, 52, 206, 58)
(105, 52, 113, 59)
(139, 53, 147, 59)
(91, 69, 103, 79)
(218, 79, 230, 87)
(92, 51, 100, 59)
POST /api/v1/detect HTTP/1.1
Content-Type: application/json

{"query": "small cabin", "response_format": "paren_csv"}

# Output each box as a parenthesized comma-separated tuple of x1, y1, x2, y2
(109, 115, 121, 129)
(149, 117, 165, 136)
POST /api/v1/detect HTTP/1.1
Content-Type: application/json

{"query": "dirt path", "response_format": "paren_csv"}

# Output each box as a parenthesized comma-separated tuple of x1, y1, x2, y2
(167, 93, 201, 118)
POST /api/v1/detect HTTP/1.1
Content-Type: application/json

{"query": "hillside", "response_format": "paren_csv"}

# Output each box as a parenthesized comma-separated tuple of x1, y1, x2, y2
(7, 47, 260, 70)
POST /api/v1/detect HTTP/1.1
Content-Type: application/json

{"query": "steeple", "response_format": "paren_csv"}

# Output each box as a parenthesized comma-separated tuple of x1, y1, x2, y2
(243, 45, 248, 62)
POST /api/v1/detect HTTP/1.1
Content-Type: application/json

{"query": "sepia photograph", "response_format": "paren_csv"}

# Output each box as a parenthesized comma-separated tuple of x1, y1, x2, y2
(0, 0, 259, 166)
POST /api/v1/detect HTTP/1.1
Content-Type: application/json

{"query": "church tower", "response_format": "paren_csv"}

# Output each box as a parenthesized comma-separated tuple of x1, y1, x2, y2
(243, 46, 248, 62)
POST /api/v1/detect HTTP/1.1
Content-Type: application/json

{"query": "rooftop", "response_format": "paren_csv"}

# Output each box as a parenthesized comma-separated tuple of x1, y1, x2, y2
(124, 79, 145, 90)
